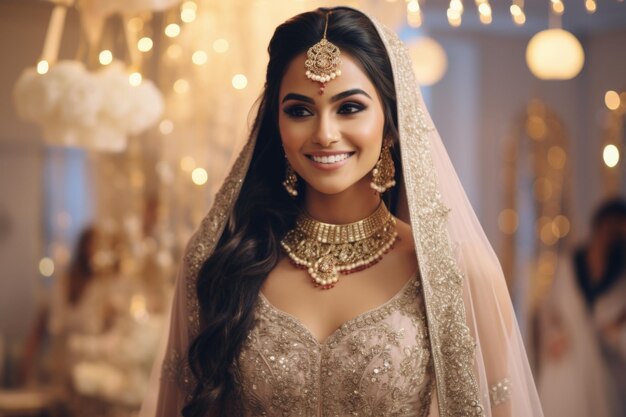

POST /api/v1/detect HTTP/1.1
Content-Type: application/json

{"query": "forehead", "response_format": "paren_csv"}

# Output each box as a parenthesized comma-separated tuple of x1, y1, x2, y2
(279, 51, 380, 102)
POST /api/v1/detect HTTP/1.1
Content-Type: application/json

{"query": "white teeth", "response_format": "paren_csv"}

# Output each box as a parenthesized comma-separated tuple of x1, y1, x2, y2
(311, 153, 352, 164)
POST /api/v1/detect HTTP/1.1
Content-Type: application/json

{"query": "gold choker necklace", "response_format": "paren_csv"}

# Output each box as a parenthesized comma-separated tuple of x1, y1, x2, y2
(280, 203, 398, 289)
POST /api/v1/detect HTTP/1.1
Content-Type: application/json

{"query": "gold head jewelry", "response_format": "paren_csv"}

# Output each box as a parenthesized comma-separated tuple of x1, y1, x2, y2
(305, 11, 341, 95)
(281, 202, 398, 290)
(370, 138, 396, 193)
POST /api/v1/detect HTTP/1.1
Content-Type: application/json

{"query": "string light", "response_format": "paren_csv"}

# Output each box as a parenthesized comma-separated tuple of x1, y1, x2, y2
(181, 8, 196, 23)
(129, 71, 142, 86)
(191, 167, 208, 185)
(232, 74, 248, 90)
(37, 60, 49, 75)
(137, 37, 153, 52)
(165, 23, 181, 38)
(585, 0, 597, 13)
(510, 0, 526, 25)
(192, 50, 208, 65)
(605, 90, 621, 110)
(447, 0, 464, 27)
(603, 144, 620, 168)
(406, 0, 423, 28)
(550, 0, 565, 15)
(476, 0, 493, 24)
(99, 50, 113, 65)
(39, 257, 54, 277)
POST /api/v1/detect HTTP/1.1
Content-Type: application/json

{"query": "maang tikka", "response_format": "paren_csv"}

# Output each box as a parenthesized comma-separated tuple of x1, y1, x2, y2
(370, 138, 396, 193)
(305, 11, 341, 95)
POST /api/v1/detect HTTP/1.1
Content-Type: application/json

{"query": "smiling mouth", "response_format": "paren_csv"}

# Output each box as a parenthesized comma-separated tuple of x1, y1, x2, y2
(305, 152, 356, 164)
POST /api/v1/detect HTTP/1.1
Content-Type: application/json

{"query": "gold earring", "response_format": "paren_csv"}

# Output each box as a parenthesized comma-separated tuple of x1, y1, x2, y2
(283, 159, 298, 197)
(370, 138, 396, 193)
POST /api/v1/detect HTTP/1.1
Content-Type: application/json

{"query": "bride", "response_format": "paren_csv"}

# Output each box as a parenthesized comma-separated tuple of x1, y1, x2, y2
(142, 7, 543, 417)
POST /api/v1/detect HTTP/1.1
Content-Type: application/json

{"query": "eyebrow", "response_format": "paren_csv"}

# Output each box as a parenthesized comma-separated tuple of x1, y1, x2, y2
(281, 88, 372, 104)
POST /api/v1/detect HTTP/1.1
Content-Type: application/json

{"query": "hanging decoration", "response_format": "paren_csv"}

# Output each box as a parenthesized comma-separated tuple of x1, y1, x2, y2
(14, 61, 163, 152)
(12, 0, 167, 152)
(526, 28, 585, 80)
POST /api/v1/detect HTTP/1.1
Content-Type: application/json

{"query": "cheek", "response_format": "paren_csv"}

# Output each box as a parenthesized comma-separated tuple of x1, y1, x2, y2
(279, 116, 309, 153)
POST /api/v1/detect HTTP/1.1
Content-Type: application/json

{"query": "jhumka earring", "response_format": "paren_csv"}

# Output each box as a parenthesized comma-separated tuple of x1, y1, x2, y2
(370, 138, 396, 193)
(305, 11, 341, 95)
(283, 159, 298, 197)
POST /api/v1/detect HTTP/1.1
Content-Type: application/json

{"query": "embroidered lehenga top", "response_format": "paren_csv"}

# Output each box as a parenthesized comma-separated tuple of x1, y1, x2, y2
(236, 272, 434, 417)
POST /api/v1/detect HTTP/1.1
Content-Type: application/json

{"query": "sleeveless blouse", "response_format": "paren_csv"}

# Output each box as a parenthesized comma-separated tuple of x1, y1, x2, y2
(236, 273, 434, 416)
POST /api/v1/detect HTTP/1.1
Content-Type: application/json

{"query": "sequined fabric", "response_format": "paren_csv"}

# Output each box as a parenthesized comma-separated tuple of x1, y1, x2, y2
(236, 273, 434, 417)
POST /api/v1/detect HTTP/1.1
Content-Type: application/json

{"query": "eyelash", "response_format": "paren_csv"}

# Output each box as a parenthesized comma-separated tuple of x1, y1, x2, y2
(283, 102, 366, 118)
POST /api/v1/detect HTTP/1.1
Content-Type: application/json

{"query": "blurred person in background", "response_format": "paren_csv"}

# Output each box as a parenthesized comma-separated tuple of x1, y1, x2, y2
(538, 198, 626, 417)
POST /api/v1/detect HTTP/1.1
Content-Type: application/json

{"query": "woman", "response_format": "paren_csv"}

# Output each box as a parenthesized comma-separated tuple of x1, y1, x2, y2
(142, 7, 543, 417)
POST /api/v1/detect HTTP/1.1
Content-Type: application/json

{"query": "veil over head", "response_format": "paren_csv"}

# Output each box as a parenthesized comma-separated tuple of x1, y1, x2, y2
(141, 7, 544, 417)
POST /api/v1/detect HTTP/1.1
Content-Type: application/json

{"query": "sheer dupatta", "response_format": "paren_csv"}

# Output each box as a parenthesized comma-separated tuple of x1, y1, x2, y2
(140, 9, 544, 417)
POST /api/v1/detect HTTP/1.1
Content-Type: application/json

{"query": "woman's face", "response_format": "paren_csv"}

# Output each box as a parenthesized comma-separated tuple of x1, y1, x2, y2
(278, 52, 386, 196)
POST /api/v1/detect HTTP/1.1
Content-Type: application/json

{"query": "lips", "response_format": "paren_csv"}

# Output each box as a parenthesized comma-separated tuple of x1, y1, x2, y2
(305, 151, 355, 165)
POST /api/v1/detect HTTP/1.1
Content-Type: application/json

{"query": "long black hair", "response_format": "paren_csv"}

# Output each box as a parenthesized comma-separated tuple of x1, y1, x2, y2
(182, 7, 401, 416)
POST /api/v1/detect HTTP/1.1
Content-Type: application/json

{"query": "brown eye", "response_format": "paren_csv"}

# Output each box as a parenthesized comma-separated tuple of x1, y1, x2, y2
(338, 102, 365, 114)
(283, 106, 313, 118)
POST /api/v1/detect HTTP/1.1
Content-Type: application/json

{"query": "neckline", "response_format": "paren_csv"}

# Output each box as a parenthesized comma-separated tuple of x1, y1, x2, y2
(257, 269, 420, 346)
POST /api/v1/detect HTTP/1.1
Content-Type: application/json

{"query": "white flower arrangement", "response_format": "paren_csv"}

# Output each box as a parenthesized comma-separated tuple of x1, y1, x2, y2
(13, 60, 163, 152)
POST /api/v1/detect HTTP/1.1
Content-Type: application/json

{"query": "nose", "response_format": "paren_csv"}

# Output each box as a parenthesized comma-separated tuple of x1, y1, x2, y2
(313, 112, 339, 147)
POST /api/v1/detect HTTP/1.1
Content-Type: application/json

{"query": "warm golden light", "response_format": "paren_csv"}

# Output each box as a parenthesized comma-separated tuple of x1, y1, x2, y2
(407, 37, 448, 86)
(181, 8, 196, 23)
(552, 215, 570, 238)
(37, 60, 49, 75)
(174, 79, 190, 94)
(129, 72, 142, 86)
(213, 38, 229, 53)
(513, 13, 526, 25)
(166, 44, 182, 60)
(39, 257, 55, 277)
(99, 50, 113, 65)
(232, 74, 248, 90)
(551, 0, 565, 14)
(165, 23, 181, 38)
(181, 0, 197, 11)
(526, 29, 584, 80)
(159, 119, 174, 135)
(603, 144, 620, 168)
(605, 90, 621, 110)
(450, 0, 464, 13)
(498, 208, 519, 234)
(407, 0, 420, 13)
(192, 50, 208, 65)
(191, 167, 208, 185)
(585, 0, 597, 12)
(547, 145, 567, 169)
(447, 9, 462, 26)
(137, 37, 153, 52)
(408, 12, 423, 28)
(180, 156, 195, 172)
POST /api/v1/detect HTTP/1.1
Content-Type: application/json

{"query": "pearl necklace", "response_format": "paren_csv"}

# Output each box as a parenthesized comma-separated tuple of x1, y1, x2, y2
(280, 202, 398, 289)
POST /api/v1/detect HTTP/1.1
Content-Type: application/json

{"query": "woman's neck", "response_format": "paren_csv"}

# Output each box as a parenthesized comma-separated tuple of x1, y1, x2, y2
(303, 180, 381, 224)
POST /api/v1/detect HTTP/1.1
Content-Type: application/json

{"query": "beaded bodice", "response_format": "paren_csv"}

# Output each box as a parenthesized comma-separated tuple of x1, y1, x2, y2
(236, 273, 434, 417)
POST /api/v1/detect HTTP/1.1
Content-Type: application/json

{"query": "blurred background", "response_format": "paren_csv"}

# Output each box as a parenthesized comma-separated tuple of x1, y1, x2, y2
(0, 0, 624, 416)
